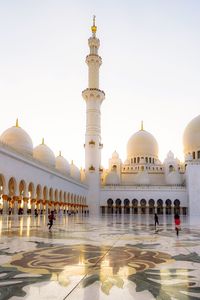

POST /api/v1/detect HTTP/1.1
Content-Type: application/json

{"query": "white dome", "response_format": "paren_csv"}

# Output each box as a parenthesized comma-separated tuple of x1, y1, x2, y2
(33, 141, 55, 168)
(105, 171, 120, 185)
(0, 124, 33, 156)
(166, 151, 174, 160)
(183, 115, 200, 155)
(135, 170, 150, 185)
(70, 161, 80, 181)
(112, 151, 119, 159)
(55, 153, 70, 175)
(124, 159, 130, 165)
(127, 129, 158, 159)
(165, 171, 182, 185)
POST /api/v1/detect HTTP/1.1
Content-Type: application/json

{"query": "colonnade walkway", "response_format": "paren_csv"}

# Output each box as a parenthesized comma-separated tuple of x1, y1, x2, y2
(0, 214, 200, 300)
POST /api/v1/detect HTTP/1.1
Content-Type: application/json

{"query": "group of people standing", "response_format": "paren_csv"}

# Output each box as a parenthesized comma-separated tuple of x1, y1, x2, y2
(154, 212, 181, 236)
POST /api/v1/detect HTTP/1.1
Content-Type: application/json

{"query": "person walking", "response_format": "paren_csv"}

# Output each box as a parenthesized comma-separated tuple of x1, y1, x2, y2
(154, 213, 159, 231)
(47, 211, 56, 231)
(174, 213, 181, 237)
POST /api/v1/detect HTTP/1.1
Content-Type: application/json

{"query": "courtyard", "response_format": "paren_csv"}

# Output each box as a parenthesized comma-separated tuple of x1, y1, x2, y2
(0, 214, 200, 300)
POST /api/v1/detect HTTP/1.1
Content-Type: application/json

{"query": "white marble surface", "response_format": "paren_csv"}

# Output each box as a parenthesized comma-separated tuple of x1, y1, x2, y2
(0, 214, 200, 300)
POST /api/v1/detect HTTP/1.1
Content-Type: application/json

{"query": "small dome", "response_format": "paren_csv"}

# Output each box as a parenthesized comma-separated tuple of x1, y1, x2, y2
(165, 171, 182, 185)
(135, 170, 150, 185)
(124, 159, 130, 165)
(70, 161, 80, 181)
(0, 121, 33, 156)
(105, 170, 120, 185)
(127, 129, 158, 159)
(33, 140, 55, 168)
(183, 115, 200, 156)
(56, 152, 70, 175)
(166, 151, 174, 160)
(112, 151, 119, 159)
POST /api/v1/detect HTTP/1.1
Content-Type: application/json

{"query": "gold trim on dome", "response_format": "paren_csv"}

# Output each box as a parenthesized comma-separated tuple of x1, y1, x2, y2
(15, 118, 19, 128)
(141, 120, 144, 131)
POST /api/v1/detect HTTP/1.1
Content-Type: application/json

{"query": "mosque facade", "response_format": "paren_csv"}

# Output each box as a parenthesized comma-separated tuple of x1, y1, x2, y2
(0, 19, 200, 218)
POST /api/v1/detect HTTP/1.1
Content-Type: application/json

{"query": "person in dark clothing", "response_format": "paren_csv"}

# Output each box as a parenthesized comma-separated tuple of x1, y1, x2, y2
(47, 211, 56, 231)
(154, 213, 159, 230)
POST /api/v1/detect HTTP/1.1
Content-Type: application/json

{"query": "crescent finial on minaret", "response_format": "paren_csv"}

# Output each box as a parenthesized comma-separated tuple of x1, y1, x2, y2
(91, 15, 97, 35)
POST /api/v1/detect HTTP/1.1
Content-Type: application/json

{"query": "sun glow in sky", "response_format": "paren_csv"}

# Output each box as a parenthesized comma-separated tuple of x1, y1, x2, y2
(0, 0, 200, 168)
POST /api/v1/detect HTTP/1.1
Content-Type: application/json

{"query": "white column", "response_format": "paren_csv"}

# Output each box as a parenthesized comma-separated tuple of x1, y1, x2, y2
(2, 195, 8, 215)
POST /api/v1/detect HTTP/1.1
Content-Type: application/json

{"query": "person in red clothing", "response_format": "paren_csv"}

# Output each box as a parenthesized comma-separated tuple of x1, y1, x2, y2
(174, 213, 181, 236)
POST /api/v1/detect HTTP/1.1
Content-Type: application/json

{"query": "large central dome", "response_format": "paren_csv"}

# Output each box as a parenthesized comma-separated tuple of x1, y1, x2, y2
(183, 115, 200, 156)
(127, 129, 159, 159)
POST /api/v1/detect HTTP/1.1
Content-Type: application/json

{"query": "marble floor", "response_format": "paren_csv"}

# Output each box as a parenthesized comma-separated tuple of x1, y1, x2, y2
(0, 214, 200, 300)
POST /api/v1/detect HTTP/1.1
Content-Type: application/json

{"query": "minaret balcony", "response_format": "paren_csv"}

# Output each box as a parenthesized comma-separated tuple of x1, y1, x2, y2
(86, 54, 102, 65)
(82, 88, 105, 102)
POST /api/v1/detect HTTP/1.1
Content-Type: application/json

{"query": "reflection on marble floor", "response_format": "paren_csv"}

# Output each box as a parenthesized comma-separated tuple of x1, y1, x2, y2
(0, 215, 200, 299)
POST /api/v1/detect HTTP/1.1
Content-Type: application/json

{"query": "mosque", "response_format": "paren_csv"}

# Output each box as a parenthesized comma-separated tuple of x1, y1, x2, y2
(0, 18, 200, 218)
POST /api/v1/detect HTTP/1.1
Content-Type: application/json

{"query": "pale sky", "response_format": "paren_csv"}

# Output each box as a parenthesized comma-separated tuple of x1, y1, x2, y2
(0, 0, 200, 168)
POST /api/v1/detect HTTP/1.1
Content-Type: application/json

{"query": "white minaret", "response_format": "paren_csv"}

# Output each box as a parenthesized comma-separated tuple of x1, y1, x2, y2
(82, 16, 105, 214)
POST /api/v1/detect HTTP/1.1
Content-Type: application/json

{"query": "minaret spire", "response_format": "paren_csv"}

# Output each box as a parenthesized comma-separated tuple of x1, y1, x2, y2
(91, 15, 97, 36)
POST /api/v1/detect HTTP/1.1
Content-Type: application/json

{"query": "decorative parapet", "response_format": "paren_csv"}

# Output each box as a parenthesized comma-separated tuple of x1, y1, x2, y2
(82, 88, 105, 101)
(89, 165, 95, 171)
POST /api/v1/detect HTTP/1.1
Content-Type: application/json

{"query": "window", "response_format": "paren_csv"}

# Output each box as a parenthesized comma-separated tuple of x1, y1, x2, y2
(137, 157, 140, 163)
(153, 158, 154, 163)
(131, 158, 133, 164)
(193, 151, 196, 159)
(134, 157, 136, 163)
(149, 158, 152, 163)
(145, 157, 148, 163)
(198, 151, 200, 159)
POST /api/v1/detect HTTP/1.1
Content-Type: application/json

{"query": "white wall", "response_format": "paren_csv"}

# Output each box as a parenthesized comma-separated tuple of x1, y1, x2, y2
(186, 163, 200, 217)
(0, 146, 88, 198)
(100, 185, 187, 206)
